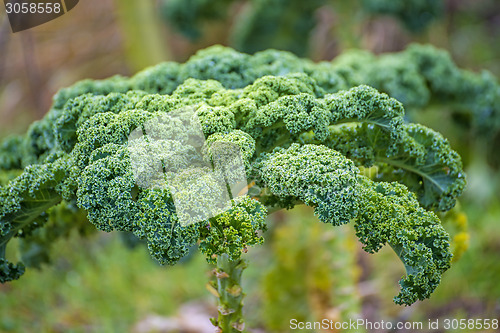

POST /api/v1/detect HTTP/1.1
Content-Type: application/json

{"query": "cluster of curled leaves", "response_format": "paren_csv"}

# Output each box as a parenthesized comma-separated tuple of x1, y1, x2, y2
(0, 44, 485, 306)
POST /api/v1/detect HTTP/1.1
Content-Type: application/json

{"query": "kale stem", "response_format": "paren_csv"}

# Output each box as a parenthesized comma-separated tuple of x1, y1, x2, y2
(212, 254, 247, 332)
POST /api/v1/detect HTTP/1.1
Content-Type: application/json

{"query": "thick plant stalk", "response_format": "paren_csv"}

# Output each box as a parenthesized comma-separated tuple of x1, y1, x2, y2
(211, 254, 247, 332)
(114, 0, 171, 70)
(329, 225, 364, 333)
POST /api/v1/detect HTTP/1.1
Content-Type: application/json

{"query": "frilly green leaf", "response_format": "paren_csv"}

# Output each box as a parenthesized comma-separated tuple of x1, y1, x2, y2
(355, 177, 452, 305)
(254, 144, 360, 226)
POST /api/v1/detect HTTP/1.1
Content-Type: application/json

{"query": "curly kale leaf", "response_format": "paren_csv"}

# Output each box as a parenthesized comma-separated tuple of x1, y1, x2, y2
(331, 51, 431, 108)
(134, 188, 200, 265)
(0, 161, 68, 240)
(242, 85, 406, 154)
(355, 177, 452, 305)
(254, 144, 360, 226)
(0, 159, 71, 281)
(76, 144, 139, 233)
(204, 130, 256, 168)
(199, 196, 267, 264)
(406, 44, 500, 135)
(0, 257, 25, 283)
(324, 85, 405, 144)
(319, 123, 465, 211)
(74, 141, 201, 265)
(55, 91, 148, 153)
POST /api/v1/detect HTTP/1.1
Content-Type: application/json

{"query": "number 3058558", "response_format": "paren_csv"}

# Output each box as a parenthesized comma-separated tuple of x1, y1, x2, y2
(5, 2, 62, 14)
(443, 318, 499, 330)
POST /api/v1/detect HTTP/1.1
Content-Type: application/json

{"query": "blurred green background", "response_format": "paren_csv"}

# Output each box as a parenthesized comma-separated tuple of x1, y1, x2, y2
(1, 0, 500, 332)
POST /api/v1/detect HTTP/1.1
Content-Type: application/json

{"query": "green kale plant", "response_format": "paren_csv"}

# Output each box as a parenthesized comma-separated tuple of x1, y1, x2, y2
(0, 44, 475, 331)
(361, 0, 444, 32)
(162, 0, 444, 56)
